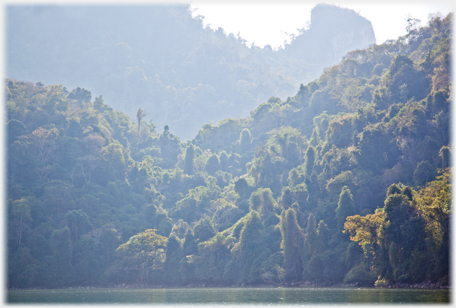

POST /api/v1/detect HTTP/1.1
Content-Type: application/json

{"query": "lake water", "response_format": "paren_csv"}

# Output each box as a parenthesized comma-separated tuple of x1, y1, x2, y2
(7, 287, 450, 304)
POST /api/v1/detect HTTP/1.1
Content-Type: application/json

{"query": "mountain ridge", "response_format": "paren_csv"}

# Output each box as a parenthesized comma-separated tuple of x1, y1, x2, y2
(7, 3, 376, 141)
(6, 12, 451, 289)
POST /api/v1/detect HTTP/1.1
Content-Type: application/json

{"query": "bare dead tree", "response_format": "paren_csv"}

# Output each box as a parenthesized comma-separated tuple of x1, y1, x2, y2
(137, 108, 147, 135)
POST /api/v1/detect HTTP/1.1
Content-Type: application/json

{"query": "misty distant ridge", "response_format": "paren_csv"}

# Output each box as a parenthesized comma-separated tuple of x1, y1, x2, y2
(282, 4, 376, 66)
(7, 3, 375, 141)
(6, 9, 451, 290)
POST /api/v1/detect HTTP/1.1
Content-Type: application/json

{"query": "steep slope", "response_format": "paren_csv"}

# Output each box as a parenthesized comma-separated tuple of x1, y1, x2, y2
(6, 12, 450, 289)
(7, 3, 375, 141)
(282, 4, 376, 72)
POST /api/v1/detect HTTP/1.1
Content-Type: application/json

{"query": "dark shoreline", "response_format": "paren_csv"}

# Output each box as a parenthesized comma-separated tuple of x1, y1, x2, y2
(7, 281, 450, 291)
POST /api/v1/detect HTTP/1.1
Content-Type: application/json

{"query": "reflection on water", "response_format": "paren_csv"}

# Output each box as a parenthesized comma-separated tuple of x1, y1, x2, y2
(8, 287, 450, 304)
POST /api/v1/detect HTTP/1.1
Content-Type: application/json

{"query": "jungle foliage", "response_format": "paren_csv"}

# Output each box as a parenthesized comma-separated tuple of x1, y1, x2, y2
(7, 4, 376, 141)
(6, 13, 451, 288)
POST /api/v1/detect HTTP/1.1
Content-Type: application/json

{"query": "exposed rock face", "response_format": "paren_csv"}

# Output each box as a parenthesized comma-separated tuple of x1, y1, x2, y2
(282, 4, 376, 72)
(6, 4, 376, 141)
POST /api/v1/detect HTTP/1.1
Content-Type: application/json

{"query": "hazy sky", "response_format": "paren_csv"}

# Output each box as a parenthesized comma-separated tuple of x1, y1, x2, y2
(2, 0, 453, 49)
(190, 1, 453, 49)
(3, 1, 453, 49)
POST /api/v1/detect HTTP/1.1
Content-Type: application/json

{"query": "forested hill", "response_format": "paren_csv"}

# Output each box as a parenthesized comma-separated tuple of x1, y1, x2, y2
(7, 3, 375, 141)
(6, 14, 451, 289)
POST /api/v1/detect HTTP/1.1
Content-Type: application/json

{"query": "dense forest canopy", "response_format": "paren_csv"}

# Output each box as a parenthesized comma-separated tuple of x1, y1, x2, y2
(7, 3, 375, 141)
(5, 11, 451, 289)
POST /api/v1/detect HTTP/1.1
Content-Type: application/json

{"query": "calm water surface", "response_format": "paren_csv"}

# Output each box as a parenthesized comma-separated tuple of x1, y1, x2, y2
(7, 287, 450, 304)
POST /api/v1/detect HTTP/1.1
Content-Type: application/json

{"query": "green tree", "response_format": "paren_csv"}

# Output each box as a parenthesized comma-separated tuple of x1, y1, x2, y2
(357, 126, 392, 172)
(159, 126, 182, 169)
(234, 177, 249, 200)
(7, 119, 27, 144)
(116, 229, 167, 285)
(182, 229, 198, 257)
(184, 144, 195, 175)
(68, 87, 92, 103)
(335, 186, 355, 232)
(205, 154, 221, 175)
(9, 198, 32, 247)
(316, 220, 330, 252)
(439, 146, 451, 168)
(8, 246, 38, 288)
(219, 151, 229, 171)
(239, 211, 264, 284)
(414, 170, 450, 282)
(344, 208, 386, 275)
(280, 208, 303, 281)
(64, 209, 92, 242)
(193, 233, 234, 284)
(164, 234, 183, 285)
(179, 230, 198, 284)
(73, 237, 102, 286)
(193, 217, 216, 243)
(29, 126, 59, 181)
(101, 141, 135, 181)
(47, 226, 74, 287)
(249, 188, 277, 220)
(309, 127, 319, 147)
(382, 188, 428, 282)
(304, 213, 317, 258)
(304, 146, 316, 177)
(239, 128, 251, 153)
(413, 160, 435, 187)
(280, 187, 293, 209)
